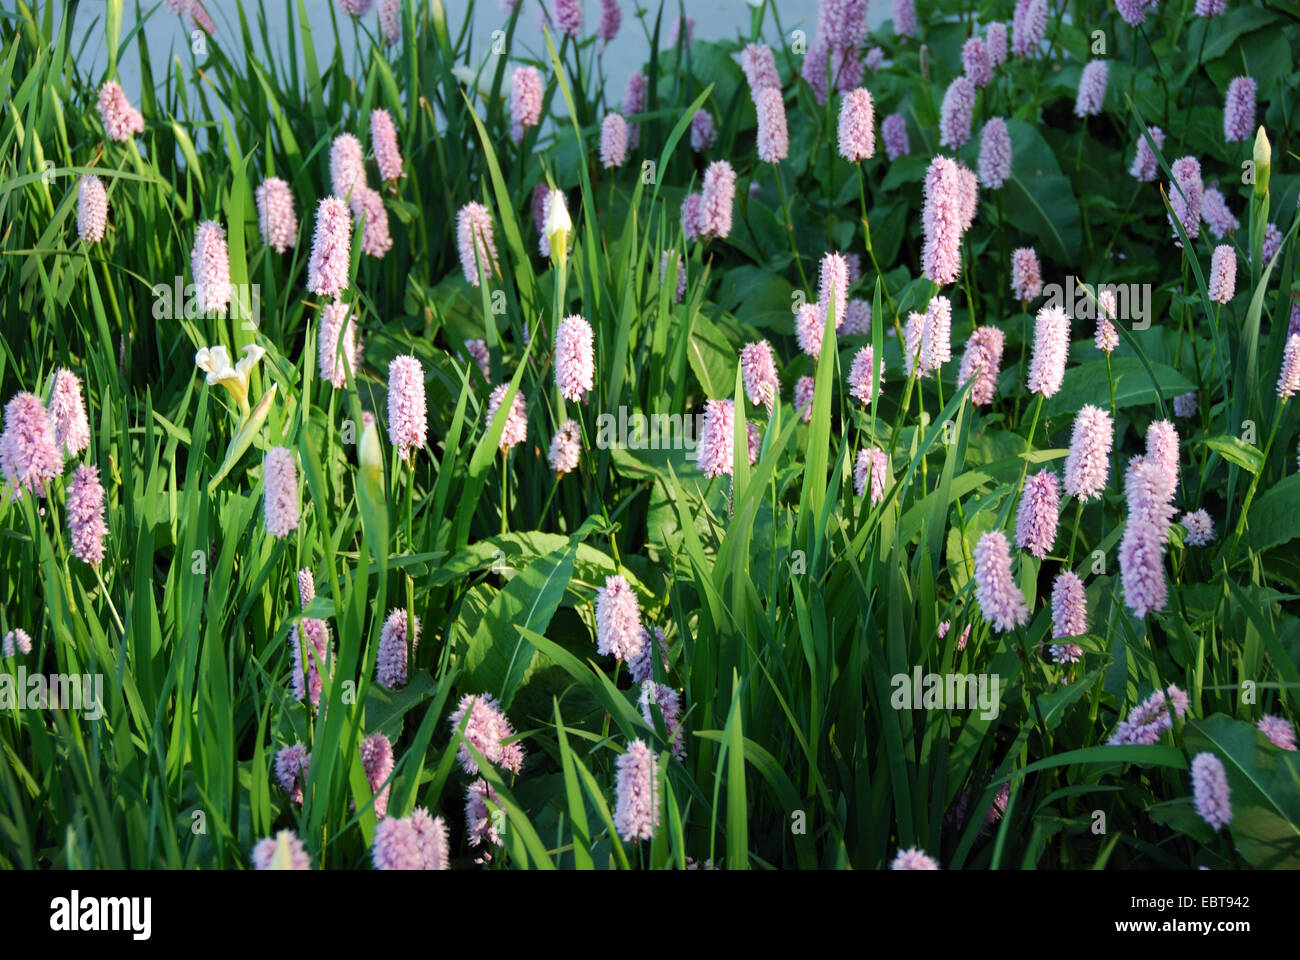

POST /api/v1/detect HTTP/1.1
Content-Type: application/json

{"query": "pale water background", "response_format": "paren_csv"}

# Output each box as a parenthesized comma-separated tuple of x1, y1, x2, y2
(64, 0, 889, 108)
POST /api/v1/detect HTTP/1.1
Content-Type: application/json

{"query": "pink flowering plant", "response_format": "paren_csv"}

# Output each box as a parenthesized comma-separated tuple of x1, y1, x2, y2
(0, 0, 1298, 876)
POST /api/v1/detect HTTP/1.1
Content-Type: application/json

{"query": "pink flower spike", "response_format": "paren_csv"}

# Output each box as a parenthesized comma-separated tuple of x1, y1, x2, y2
(854, 446, 890, 505)
(622, 72, 647, 148)
(371, 817, 423, 869)
(2, 629, 33, 657)
(697, 398, 740, 478)
(699, 161, 736, 239)
(256, 177, 297, 253)
(691, 109, 717, 152)
(448, 692, 525, 774)
(485, 383, 527, 452)
(614, 739, 660, 842)
(465, 778, 504, 849)
(882, 113, 910, 162)
(818, 252, 850, 331)
(847, 345, 883, 405)
(838, 87, 875, 162)
(1201, 186, 1239, 238)
(962, 37, 992, 88)
(939, 76, 976, 150)
(902, 311, 926, 378)
(263, 447, 300, 538)
(598, 0, 621, 42)
(456, 201, 500, 287)
(0, 392, 62, 501)
(1012, 0, 1047, 56)
(387, 355, 427, 461)
(660, 250, 687, 304)
(891, 847, 939, 869)
(1026, 304, 1070, 398)
(892, 0, 917, 38)
(371, 109, 404, 184)
(600, 112, 629, 168)
(1278, 334, 1300, 400)
(1063, 404, 1113, 502)
(376, 608, 420, 688)
(978, 118, 1012, 189)
(973, 530, 1029, 632)
(96, 81, 144, 142)
(66, 464, 108, 566)
(1169, 156, 1203, 243)
(639, 682, 686, 759)
(554, 0, 583, 37)
(1182, 509, 1214, 546)
(1095, 290, 1119, 353)
(595, 574, 644, 663)
(921, 295, 953, 375)
(1015, 470, 1060, 559)
(191, 220, 232, 317)
(1010, 247, 1042, 302)
(329, 133, 366, 200)
(740, 340, 781, 412)
(289, 569, 331, 708)
(48, 369, 90, 458)
(1130, 125, 1166, 183)
(350, 186, 393, 258)
(1145, 420, 1180, 490)
(555, 314, 596, 402)
(549, 419, 582, 475)
(274, 743, 310, 805)
(957, 326, 1005, 406)
(77, 175, 108, 243)
(511, 66, 543, 142)
(1257, 716, 1297, 751)
(318, 299, 360, 388)
(360, 733, 394, 819)
(1119, 457, 1177, 618)
(922, 156, 971, 286)
(1051, 571, 1087, 638)
(739, 43, 780, 92)
(681, 193, 704, 243)
(842, 298, 871, 336)
(755, 88, 790, 164)
(1173, 391, 1198, 418)
(1190, 752, 1232, 831)
(307, 197, 352, 298)
(1223, 76, 1256, 143)
(379, 0, 401, 44)
(629, 625, 669, 685)
(987, 22, 1008, 66)
(1074, 60, 1108, 117)
(794, 376, 816, 423)
(795, 302, 828, 360)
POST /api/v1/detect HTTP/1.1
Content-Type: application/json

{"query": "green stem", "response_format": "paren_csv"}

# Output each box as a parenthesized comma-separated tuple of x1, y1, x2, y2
(773, 163, 809, 289)
(1105, 350, 1119, 499)
(94, 565, 126, 638)
(1227, 400, 1285, 560)
(1014, 394, 1046, 508)
(500, 451, 509, 535)
(1066, 498, 1084, 568)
